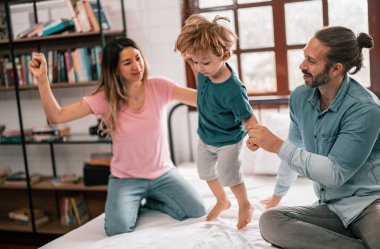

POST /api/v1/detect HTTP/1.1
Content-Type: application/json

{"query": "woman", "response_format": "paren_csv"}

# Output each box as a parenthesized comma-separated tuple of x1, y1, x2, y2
(29, 37, 206, 236)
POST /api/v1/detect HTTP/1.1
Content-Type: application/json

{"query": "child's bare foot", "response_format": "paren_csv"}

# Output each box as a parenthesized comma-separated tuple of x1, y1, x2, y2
(237, 202, 253, 229)
(206, 199, 231, 221)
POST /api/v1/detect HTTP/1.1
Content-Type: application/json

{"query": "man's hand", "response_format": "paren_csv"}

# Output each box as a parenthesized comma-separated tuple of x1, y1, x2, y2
(247, 124, 284, 154)
(260, 194, 282, 209)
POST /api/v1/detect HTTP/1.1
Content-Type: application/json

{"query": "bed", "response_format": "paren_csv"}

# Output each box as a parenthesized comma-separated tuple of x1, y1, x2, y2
(40, 99, 317, 249)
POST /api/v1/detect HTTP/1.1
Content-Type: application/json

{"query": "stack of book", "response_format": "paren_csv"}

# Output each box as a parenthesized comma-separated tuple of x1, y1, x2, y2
(16, 18, 76, 39)
(0, 129, 33, 143)
(31, 125, 71, 142)
(8, 207, 49, 227)
(0, 5, 7, 41)
(51, 173, 80, 186)
(14, 0, 112, 39)
(60, 194, 89, 226)
(5, 171, 41, 186)
(0, 167, 11, 185)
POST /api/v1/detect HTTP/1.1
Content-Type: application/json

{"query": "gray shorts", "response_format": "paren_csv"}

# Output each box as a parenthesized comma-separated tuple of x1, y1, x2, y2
(196, 139, 243, 187)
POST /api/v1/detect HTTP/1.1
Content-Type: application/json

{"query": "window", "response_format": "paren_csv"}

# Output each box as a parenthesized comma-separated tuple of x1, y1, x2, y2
(184, 0, 380, 96)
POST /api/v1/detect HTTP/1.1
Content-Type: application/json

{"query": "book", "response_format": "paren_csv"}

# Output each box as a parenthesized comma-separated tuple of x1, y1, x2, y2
(0, 7, 8, 40)
(5, 171, 41, 185)
(75, 0, 92, 32)
(90, 1, 112, 30)
(8, 207, 45, 222)
(51, 173, 80, 186)
(27, 20, 54, 38)
(65, 0, 82, 32)
(82, 0, 100, 32)
(14, 215, 49, 227)
(32, 125, 70, 136)
(1, 128, 33, 142)
(39, 19, 75, 36)
(70, 194, 89, 225)
(0, 166, 11, 178)
(16, 25, 37, 39)
(86, 152, 112, 166)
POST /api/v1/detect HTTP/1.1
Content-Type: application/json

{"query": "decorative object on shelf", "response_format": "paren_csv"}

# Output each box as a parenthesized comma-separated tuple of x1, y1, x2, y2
(51, 172, 80, 186)
(31, 125, 71, 142)
(0, 124, 5, 136)
(89, 117, 107, 138)
(0, 3, 7, 41)
(5, 171, 42, 185)
(0, 166, 10, 184)
(60, 194, 89, 226)
(8, 207, 49, 227)
(83, 152, 111, 186)
(1, 129, 33, 143)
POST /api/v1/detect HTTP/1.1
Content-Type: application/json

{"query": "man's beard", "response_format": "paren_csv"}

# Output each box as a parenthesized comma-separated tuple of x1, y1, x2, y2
(302, 66, 330, 88)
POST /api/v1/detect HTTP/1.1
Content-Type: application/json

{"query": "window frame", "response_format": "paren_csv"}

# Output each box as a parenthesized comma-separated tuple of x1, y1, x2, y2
(182, 0, 380, 97)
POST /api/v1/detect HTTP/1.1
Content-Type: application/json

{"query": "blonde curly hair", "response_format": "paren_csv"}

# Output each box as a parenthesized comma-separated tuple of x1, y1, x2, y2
(174, 14, 237, 57)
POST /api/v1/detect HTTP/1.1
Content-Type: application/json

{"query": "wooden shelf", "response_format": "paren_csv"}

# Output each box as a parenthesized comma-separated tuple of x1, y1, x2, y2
(1, 0, 123, 237)
(37, 219, 76, 235)
(0, 182, 30, 190)
(0, 218, 77, 235)
(12, 30, 124, 43)
(33, 177, 107, 191)
(0, 29, 123, 45)
(0, 178, 107, 191)
(0, 81, 98, 92)
(0, 219, 33, 233)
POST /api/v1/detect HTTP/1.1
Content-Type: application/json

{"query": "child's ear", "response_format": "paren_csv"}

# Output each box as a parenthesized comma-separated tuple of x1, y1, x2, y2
(222, 51, 230, 61)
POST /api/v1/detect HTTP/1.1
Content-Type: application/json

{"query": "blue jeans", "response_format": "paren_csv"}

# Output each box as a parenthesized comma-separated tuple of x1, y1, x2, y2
(104, 168, 206, 236)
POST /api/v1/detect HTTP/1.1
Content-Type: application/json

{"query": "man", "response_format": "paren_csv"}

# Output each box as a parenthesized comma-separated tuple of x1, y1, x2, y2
(247, 26, 380, 249)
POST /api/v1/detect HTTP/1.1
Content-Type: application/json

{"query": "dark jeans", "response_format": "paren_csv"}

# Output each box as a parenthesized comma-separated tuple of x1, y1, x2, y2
(259, 199, 380, 249)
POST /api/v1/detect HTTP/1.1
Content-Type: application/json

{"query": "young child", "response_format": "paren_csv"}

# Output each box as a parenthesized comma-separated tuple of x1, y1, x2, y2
(175, 14, 258, 229)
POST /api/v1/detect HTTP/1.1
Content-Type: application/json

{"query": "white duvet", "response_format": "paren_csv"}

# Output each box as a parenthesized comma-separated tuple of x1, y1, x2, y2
(40, 162, 315, 249)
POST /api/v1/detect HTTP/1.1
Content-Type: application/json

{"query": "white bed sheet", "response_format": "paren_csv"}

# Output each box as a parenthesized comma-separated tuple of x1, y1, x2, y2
(40, 162, 316, 249)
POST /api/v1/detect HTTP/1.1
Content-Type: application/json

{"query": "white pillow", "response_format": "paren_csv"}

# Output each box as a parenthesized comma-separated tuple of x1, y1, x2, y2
(242, 111, 290, 175)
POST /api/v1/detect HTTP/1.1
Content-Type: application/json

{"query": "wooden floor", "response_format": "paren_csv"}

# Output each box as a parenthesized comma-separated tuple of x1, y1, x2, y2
(0, 243, 38, 249)
(0, 232, 58, 249)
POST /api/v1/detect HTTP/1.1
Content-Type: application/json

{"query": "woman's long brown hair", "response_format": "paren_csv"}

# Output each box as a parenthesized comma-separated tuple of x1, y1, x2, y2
(91, 37, 149, 136)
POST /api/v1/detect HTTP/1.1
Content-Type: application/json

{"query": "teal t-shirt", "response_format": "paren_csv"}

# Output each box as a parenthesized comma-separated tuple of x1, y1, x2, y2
(197, 63, 252, 147)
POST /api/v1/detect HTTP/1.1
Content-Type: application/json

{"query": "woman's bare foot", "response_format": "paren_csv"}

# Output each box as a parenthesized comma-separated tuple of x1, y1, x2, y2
(237, 202, 253, 229)
(206, 199, 231, 221)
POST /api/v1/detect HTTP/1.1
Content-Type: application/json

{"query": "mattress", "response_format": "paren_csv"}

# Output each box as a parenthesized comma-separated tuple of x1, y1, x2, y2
(40, 162, 316, 249)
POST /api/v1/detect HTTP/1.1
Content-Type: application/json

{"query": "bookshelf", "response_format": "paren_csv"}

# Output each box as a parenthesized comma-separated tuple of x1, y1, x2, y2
(0, 0, 125, 236)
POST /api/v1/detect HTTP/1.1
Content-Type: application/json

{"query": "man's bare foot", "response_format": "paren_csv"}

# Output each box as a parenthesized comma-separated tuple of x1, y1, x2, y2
(206, 199, 231, 221)
(237, 202, 253, 229)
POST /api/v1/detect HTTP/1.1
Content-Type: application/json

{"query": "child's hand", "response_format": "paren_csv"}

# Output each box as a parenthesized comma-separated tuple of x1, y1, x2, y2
(29, 52, 47, 81)
(244, 115, 259, 151)
(246, 137, 259, 151)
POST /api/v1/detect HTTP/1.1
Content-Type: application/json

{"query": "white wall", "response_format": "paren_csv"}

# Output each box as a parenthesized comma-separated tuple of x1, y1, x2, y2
(0, 0, 191, 176)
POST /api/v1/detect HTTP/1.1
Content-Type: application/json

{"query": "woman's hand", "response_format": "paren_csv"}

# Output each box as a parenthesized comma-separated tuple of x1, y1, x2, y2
(261, 194, 282, 209)
(29, 52, 48, 82)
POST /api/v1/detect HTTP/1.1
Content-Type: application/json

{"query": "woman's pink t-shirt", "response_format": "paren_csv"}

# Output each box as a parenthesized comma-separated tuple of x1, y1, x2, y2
(83, 77, 175, 179)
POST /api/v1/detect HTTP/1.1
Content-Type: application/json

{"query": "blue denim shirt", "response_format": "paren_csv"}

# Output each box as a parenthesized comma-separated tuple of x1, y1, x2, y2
(274, 75, 380, 227)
